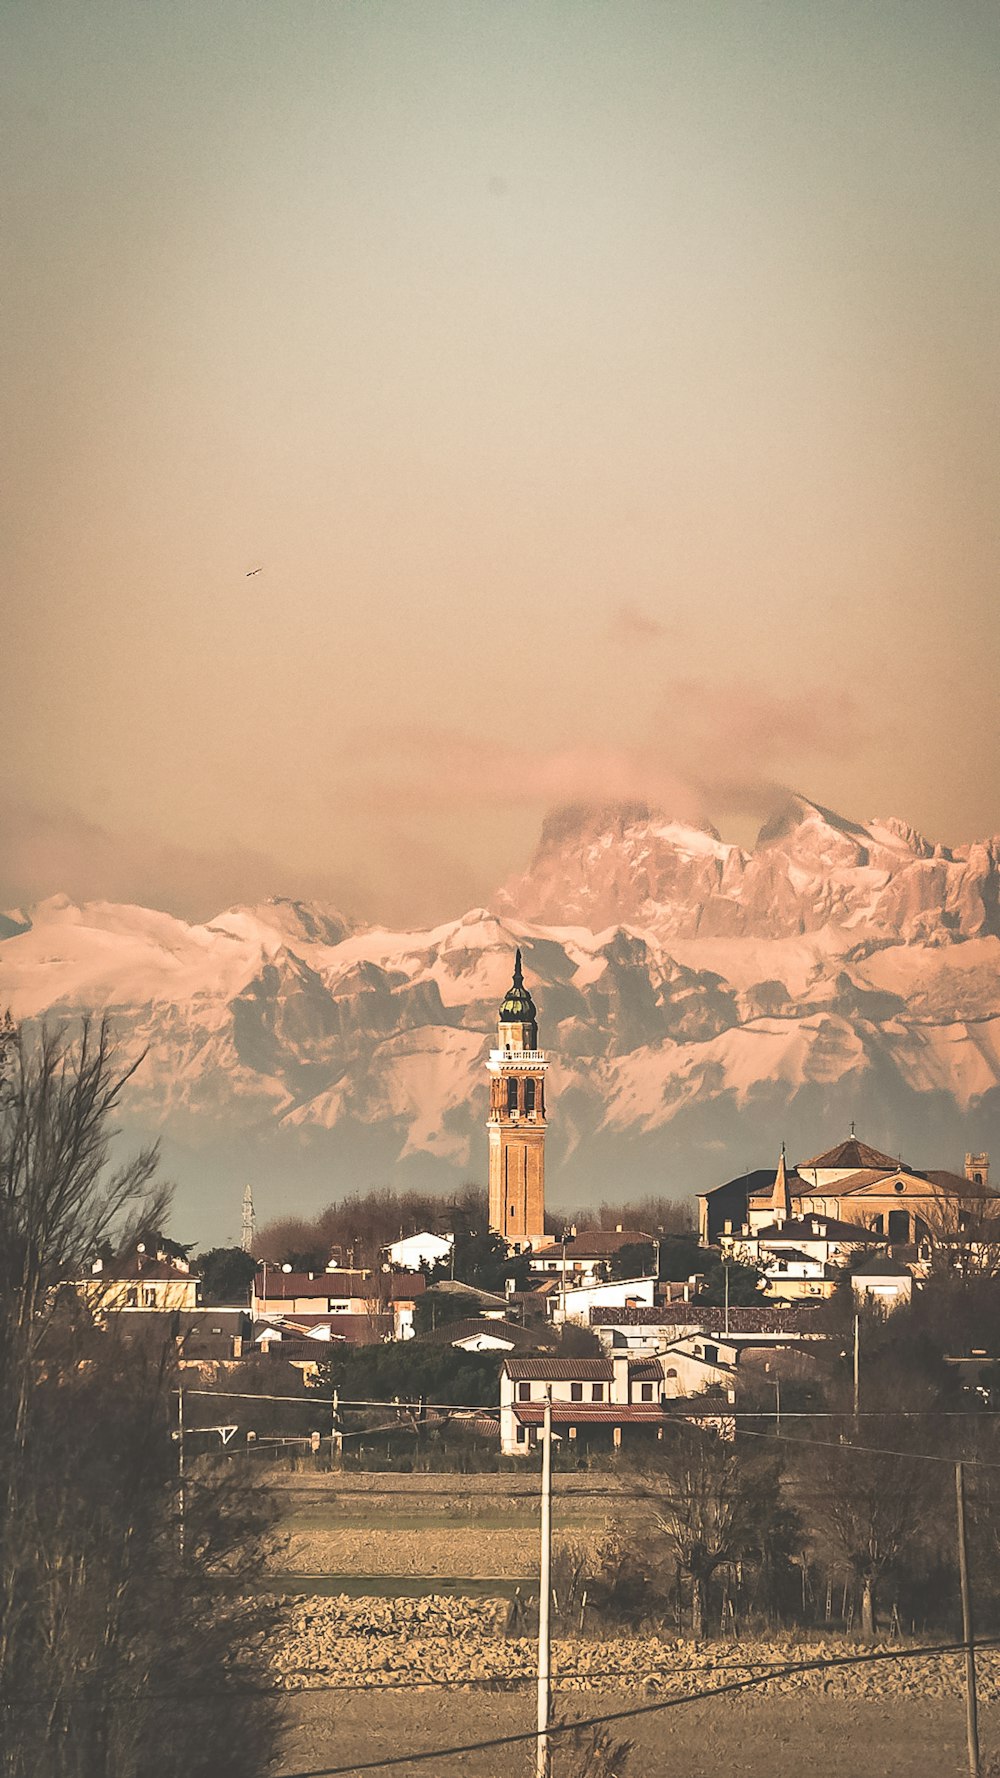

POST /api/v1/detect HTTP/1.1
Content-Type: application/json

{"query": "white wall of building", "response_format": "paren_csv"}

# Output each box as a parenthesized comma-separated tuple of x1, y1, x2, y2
(387, 1232, 454, 1271)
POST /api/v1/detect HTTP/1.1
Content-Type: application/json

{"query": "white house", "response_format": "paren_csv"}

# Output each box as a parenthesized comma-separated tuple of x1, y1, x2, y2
(851, 1253, 913, 1309)
(386, 1231, 454, 1271)
(528, 1229, 655, 1284)
(81, 1247, 199, 1314)
(551, 1275, 657, 1326)
(499, 1354, 674, 1455)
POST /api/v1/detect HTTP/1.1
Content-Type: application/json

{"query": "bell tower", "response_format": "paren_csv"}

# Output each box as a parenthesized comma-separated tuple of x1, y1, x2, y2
(487, 949, 548, 1248)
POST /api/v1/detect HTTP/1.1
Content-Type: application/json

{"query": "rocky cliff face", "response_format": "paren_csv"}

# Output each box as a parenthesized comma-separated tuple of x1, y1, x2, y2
(4, 797, 1000, 1238)
(498, 795, 1000, 943)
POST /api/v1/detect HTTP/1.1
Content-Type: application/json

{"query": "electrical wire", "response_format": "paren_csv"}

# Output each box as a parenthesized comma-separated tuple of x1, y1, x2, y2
(731, 1423, 1000, 1468)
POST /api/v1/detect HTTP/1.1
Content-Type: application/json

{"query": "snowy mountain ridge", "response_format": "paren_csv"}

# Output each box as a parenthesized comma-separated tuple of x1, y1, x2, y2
(3, 793, 999, 1238)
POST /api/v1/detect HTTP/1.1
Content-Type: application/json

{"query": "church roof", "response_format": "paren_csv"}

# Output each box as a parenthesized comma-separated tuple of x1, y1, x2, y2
(799, 1137, 903, 1173)
(498, 948, 537, 1025)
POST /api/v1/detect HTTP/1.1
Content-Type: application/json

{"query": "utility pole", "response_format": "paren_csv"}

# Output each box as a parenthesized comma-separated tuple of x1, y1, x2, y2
(536, 1390, 553, 1778)
(956, 1461, 981, 1778)
(853, 1311, 860, 1416)
(774, 1374, 781, 1436)
(724, 1258, 730, 1337)
(176, 1383, 186, 1558)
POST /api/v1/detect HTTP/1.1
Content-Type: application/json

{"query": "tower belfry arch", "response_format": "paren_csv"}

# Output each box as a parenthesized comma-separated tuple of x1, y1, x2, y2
(487, 948, 548, 1248)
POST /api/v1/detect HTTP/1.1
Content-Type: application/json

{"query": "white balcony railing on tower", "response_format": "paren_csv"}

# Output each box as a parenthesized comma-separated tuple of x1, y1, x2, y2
(488, 1048, 547, 1065)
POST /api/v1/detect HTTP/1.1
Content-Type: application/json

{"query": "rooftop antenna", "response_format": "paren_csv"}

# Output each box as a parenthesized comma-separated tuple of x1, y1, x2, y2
(241, 1182, 255, 1255)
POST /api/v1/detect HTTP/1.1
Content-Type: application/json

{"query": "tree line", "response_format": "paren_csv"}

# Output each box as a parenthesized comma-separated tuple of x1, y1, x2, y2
(560, 1285, 1000, 1645)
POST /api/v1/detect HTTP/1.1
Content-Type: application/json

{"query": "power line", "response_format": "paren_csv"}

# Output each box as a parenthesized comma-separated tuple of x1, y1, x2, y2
(734, 1423, 1000, 1469)
(179, 1386, 1000, 1419)
(271, 1635, 1000, 1776)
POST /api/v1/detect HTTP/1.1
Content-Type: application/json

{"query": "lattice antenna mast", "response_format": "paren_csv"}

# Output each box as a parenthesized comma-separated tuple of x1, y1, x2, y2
(241, 1182, 255, 1254)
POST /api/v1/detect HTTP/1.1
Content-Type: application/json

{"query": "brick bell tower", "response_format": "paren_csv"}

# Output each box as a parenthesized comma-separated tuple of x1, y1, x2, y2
(487, 948, 548, 1249)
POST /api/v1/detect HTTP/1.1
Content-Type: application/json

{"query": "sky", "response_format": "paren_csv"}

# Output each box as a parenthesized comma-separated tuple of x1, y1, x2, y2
(4, 0, 999, 928)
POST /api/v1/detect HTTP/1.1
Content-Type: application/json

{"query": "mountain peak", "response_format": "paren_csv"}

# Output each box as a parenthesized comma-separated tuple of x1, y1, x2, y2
(755, 793, 872, 851)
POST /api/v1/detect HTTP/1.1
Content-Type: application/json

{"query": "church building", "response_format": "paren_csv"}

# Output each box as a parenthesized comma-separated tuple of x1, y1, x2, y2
(487, 950, 548, 1249)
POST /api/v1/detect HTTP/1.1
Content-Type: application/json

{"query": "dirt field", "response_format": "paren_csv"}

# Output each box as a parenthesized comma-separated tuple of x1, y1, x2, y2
(278, 1690, 994, 1777)
(260, 1470, 992, 1776)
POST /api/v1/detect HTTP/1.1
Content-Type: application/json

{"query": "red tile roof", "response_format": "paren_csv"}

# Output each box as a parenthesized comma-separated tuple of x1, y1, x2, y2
(799, 1138, 903, 1172)
(752, 1217, 880, 1243)
(532, 1231, 653, 1260)
(591, 1303, 824, 1333)
(96, 1254, 197, 1282)
(503, 1357, 614, 1382)
(255, 1269, 370, 1297)
(514, 1403, 666, 1426)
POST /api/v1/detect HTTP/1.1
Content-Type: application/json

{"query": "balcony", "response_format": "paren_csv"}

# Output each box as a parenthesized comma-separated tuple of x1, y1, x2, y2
(488, 1048, 548, 1067)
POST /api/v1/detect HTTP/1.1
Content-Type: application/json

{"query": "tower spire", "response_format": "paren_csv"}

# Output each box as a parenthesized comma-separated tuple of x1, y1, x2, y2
(487, 949, 547, 1249)
(769, 1143, 790, 1220)
(241, 1182, 255, 1255)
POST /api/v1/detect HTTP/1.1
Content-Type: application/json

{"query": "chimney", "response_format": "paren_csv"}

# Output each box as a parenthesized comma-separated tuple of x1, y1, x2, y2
(723, 1220, 733, 1236)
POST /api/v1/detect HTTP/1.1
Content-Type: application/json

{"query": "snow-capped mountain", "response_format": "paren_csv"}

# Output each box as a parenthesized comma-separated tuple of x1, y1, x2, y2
(3, 795, 1000, 1241)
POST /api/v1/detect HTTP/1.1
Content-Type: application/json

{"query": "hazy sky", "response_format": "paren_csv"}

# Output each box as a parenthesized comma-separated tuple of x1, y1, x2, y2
(4, 1, 999, 926)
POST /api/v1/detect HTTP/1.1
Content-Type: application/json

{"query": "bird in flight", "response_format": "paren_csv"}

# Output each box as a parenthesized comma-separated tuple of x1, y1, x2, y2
(246, 566, 263, 577)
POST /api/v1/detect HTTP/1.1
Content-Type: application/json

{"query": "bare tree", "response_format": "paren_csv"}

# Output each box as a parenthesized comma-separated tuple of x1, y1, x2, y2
(922, 1193, 1000, 1281)
(789, 1401, 942, 1640)
(0, 1018, 282, 1777)
(651, 1425, 784, 1639)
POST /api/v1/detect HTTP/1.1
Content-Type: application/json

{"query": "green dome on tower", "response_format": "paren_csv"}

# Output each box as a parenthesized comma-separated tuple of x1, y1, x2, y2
(498, 948, 537, 1026)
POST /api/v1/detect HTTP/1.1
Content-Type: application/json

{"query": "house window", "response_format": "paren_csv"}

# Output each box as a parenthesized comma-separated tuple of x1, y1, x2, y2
(640, 1383, 654, 1402)
(518, 1382, 532, 1401)
(888, 1210, 909, 1243)
(141, 1286, 157, 1307)
(516, 1424, 526, 1444)
(665, 1367, 678, 1379)
(525, 1077, 536, 1114)
(570, 1383, 583, 1401)
(704, 1345, 718, 1365)
(507, 1078, 519, 1113)
(591, 1384, 604, 1401)
(125, 1287, 138, 1307)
